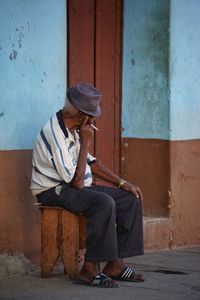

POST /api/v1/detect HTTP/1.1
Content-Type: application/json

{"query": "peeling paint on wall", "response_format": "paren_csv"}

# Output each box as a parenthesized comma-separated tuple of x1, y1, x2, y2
(0, 0, 66, 150)
(9, 49, 18, 60)
(8, 23, 28, 61)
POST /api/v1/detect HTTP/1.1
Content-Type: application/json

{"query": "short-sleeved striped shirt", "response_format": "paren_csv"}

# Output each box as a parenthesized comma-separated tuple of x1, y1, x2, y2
(30, 110, 96, 196)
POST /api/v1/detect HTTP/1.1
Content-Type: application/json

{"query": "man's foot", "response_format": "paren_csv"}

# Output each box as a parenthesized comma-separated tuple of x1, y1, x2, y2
(74, 261, 119, 288)
(78, 261, 99, 283)
(103, 259, 145, 282)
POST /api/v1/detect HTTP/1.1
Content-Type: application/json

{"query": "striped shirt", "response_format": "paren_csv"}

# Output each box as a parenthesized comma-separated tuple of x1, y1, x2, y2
(30, 110, 96, 196)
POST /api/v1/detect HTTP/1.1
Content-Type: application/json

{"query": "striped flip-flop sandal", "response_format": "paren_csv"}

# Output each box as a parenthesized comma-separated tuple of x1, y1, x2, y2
(74, 273, 119, 288)
(110, 266, 145, 282)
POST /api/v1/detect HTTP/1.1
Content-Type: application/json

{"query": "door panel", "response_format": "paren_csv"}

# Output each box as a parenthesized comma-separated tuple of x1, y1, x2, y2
(68, 0, 95, 154)
(95, 0, 116, 173)
(68, 0, 122, 180)
(68, 0, 95, 84)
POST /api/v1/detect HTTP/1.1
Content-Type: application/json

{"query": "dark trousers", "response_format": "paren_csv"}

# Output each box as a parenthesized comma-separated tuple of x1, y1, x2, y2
(37, 183, 144, 262)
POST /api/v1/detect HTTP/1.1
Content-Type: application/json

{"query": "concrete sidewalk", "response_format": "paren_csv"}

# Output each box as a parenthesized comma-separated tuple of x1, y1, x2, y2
(0, 247, 200, 300)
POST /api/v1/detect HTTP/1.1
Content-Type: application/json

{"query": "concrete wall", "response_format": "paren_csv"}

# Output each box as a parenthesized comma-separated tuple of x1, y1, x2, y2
(0, 0, 66, 150)
(170, 0, 200, 141)
(122, 0, 169, 139)
(169, 0, 200, 246)
(0, 0, 66, 264)
(121, 0, 170, 216)
(122, 0, 200, 246)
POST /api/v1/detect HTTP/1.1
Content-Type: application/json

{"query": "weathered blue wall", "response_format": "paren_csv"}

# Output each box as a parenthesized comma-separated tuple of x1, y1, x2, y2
(122, 0, 170, 139)
(0, 0, 66, 150)
(170, 0, 200, 140)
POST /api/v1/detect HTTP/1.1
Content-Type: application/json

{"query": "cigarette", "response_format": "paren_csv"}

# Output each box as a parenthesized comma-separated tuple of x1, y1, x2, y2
(91, 124, 98, 131)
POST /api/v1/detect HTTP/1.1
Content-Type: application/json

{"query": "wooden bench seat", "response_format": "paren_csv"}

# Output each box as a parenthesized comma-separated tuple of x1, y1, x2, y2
(37, 205, 87, 280)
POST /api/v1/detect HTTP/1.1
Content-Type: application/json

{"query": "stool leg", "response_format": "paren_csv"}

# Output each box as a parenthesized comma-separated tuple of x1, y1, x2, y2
(78, 215, 87, 266)
(79, 215, 87, 249)
(61, 210, 79, 280)
(41, 208, 59, 277)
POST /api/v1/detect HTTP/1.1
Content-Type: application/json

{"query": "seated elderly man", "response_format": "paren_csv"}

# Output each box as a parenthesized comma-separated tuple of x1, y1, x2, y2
(31, 82, 144, 288)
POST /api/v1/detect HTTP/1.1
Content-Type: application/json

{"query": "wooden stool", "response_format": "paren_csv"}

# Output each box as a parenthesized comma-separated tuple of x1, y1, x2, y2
(38, 205, 87, 280)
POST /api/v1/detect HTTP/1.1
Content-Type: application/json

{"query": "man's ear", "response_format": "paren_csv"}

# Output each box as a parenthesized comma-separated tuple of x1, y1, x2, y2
(77, 111, 83, 118)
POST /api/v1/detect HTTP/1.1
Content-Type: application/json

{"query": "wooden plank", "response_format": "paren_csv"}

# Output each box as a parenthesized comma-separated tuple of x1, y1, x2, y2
(79, 215, 87, 249)
(114, 0, 123, 176)
(68, 0, 122, 175)
(40, 208, 59, 277)
(68, 0, 95, 85)
(68, 0, 95, 154)
(95, 0, 118, 175)
(61, 209, 79, 280)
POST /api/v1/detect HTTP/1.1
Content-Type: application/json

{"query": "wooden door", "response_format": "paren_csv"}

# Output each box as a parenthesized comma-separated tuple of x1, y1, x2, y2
(68, 0, 122, 180)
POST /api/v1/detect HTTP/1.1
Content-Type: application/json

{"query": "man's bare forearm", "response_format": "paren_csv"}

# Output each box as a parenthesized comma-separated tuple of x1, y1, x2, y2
(71, 142, 88, 188)
(91, 160, 143, 201)
(91, 160, 121, 187)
